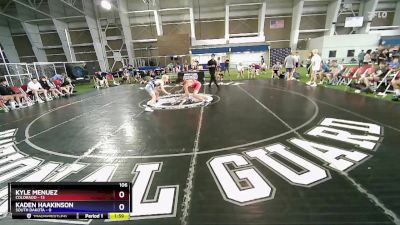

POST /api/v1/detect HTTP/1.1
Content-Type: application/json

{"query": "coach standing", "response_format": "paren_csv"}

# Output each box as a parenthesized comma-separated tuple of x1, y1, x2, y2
(207, 54, 219, 88)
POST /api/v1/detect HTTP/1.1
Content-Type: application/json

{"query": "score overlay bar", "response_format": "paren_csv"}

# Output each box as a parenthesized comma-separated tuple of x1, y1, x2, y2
(9, 182, 131, 219)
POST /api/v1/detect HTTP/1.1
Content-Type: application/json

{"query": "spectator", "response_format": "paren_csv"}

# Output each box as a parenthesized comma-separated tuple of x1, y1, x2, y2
(63, 74, 75, 94)
(166, 62, 174, 72)
(174, 63, 181, 73)
(318, 61, 331, 84)
(293, 52, 300, 71)
(249, 64, 256, 79)
(305, 52, 312, 77)
(371, 49, 378, 64)
(360, 61, 389, 93)
(183, 60, 189, 72)
(364, 49, 372, 65)
(224, 59, 230, 78)
(237, 62, 244, 79)
(191, 60, 198, 71)
(122, 69, 131, 84)
(0, 78, 28, 108)
(216, 57, 222, 81)
(271, 62, 281, 79)
(51, 73, 65, 83)
(51, 73, 72, 94)
(378, 49, 389, 64)
(261, 56, 265, 65)
(391, 72, 400, 101)
(307, 49, 322, 87)
(357, 50, 365, 67)
(284, 51, 296, 80)
(27, 77, 49, 103)
(94, 72, 109, 88)
(39, 76, 63, 98)
(328, 60, 344, 85)
(389, 56, 400, 70)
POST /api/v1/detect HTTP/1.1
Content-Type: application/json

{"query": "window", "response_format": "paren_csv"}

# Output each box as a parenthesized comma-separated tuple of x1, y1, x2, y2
(329, 50, 337, 58)
(347, 50, 355, 57)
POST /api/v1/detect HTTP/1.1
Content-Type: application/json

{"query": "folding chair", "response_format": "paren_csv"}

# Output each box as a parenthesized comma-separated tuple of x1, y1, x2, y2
(338, 66, 359, 85)
(376, 70, 400, 96)
(375, 69, 394, 92)
(10, 85, 34, 106)
(346, 65, 370, 86)
(19, 84, 46, 103)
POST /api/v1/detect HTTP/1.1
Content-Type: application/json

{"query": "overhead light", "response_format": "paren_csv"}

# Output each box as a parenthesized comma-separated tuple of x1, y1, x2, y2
(101, 0, 112, 10)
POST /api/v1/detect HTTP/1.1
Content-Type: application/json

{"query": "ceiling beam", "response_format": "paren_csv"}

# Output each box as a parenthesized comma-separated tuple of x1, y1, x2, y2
(59, 0, 85, 14)
(1, 0, 14, 12)
(13, 0, 52, 18)
(0, 11, 23, 22)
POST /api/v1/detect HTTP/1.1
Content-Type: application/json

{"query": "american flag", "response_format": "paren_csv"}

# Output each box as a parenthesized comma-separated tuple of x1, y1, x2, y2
(270, 19, 284, 29)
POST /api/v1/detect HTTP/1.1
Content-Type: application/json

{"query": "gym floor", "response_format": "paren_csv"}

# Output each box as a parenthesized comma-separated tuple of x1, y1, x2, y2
(1, 79, 400, 225)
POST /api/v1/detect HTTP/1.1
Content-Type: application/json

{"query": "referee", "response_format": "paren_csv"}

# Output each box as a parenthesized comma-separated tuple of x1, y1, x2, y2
(207, 54, 219, 88)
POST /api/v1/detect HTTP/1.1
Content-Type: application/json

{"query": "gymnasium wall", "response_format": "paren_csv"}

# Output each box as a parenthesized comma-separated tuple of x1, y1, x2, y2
(308, 34, 380, 60)
(12, 35, 36, 62)
(158, 33, 190, 56)
(265, 16, 291, 48)
(230, 19, 258, 34)
(195, 21, 225, 39)
(299, 15, 326, 30)
(131, 26, 157, 40)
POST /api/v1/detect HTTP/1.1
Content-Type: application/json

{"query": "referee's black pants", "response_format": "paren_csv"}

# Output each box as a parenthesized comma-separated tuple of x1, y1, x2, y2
(209, 72, 219, 88)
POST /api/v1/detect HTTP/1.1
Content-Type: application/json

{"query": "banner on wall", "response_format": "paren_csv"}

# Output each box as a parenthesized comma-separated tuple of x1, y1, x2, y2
(270, 19, 284, 29)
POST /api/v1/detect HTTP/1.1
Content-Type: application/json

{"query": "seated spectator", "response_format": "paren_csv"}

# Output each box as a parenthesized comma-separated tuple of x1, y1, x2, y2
(330, 60, 345, 85)
(51, 73, 65, 83)
(40, 76, 63, 98)
(183, 60, 189, 72)
(318, 61, 331, 84)
(27, 77, 49, 103)
(94, 71, 109, 88)
(166, 62, 174, 72)
(271, 62, 281, 79)
(174, 63, 181, 73)
(0, 95, 9, 112)
(360, 61, 389, 92)
(121, 69, 131, 84)
(51, 73, 73, 94)
(0, 78, 29, 108)
(63, 74, 75, 94)
(389, 57, 400, 70)
(392, 71, 400, 101)
(378, 49, 389, 64)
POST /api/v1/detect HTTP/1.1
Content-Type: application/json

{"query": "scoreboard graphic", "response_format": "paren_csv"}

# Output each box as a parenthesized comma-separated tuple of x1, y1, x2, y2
(8, 182, 131, 220)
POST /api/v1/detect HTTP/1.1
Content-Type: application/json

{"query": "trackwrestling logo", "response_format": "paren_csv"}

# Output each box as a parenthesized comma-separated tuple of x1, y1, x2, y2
(0, 117, 383, 223)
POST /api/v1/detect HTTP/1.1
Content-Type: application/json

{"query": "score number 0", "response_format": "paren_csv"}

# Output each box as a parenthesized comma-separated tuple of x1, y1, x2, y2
(118, 183, 128, 211)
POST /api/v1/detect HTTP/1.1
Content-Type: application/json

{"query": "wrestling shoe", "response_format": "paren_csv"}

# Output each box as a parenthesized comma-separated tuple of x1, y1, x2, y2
(145, 106, 154, 112)
(203, 100, 211, 106)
